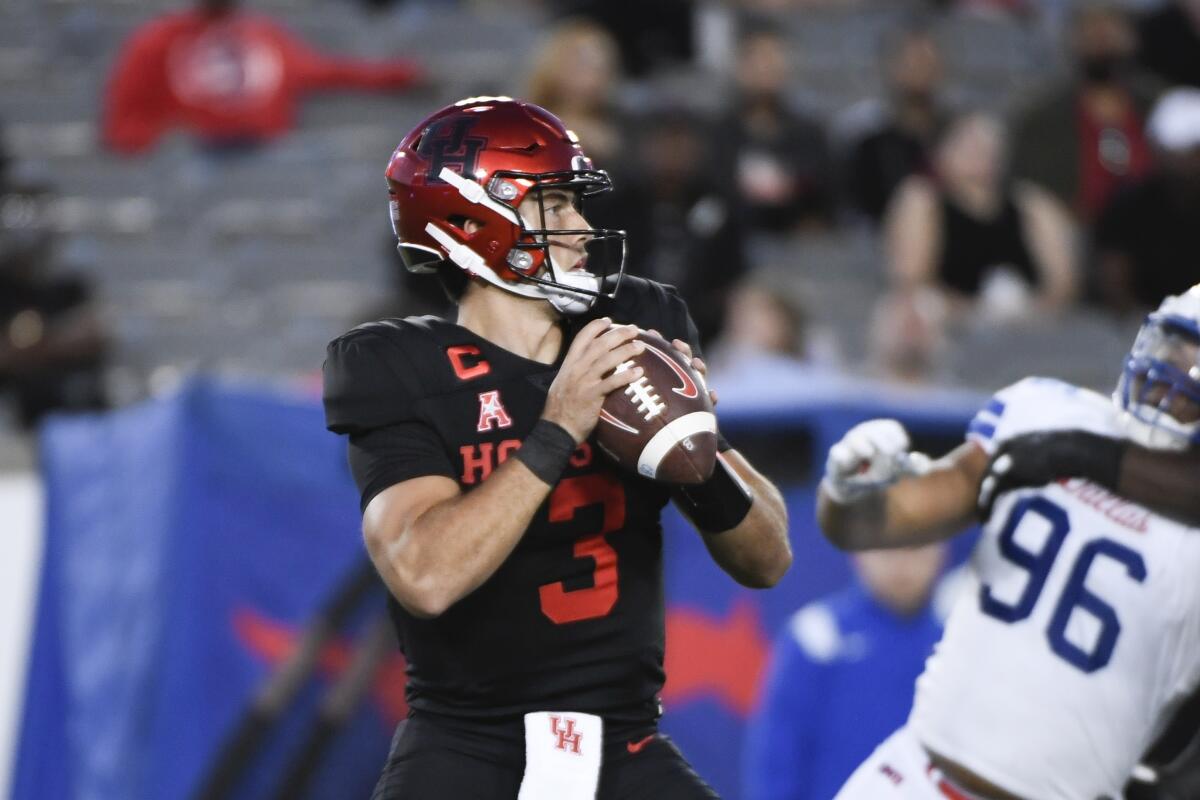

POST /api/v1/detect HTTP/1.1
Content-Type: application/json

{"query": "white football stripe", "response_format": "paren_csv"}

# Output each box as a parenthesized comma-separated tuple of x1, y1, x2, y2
(638, 411, 717, 479)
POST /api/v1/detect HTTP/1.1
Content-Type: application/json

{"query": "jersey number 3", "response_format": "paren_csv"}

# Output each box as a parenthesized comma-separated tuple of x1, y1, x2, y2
(539, 474, 626, 624)
(980, 496, 1147, 673)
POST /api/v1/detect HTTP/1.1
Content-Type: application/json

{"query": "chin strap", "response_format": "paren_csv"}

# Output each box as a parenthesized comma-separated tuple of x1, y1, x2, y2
(546, 269, 600, 316)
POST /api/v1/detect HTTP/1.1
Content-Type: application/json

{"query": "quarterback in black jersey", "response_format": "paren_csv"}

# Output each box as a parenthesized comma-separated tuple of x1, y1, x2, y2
(323, 97, 791, 799)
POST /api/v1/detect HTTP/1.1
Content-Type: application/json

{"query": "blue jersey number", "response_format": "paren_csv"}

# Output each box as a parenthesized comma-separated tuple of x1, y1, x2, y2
(980, 496, 1147, 674)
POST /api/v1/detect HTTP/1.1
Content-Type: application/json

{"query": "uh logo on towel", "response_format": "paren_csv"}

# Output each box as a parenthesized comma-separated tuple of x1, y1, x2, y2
(550, 715, 583, 755)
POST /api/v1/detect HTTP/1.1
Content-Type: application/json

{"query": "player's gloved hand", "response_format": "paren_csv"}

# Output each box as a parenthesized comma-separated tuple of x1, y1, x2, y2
(821, 419, 932, 504)
(977, 430, 1126, 519)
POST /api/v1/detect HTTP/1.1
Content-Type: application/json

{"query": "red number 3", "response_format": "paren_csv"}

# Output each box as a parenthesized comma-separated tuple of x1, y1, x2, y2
(538, 473, 626, 624)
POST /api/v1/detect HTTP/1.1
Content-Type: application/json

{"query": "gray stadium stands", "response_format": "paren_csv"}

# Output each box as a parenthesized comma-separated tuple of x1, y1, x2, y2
(0, 0, 1133, 412)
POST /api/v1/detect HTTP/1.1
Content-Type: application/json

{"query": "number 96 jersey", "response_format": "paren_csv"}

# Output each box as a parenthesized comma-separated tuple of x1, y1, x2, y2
(910, 378, 1200, 800)
(322, 276, 708, 724)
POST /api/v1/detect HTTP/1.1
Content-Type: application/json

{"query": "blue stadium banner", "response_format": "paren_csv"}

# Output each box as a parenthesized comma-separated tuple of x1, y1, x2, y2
(13, 377, 978, 799)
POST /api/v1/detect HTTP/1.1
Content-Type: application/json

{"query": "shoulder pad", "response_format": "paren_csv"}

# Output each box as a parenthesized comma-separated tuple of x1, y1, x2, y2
(323, 317, 442, 434)
(967, 376, 1121, 455)
(600, 276, 697, 349)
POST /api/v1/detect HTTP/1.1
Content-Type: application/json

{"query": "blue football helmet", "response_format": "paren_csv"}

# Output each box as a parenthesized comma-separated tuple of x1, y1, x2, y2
(1115, 285, 1200, 450)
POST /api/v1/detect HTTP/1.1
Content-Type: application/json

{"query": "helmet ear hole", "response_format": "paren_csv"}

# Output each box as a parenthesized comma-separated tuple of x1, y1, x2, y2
(450, 215, 481, 235)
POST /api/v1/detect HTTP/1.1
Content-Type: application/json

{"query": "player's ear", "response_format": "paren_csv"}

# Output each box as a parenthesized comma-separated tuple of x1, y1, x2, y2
(461, 217, 484, 235)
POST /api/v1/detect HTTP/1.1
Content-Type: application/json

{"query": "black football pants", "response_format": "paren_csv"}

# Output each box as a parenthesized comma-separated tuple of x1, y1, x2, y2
(370, 711, 720, 799)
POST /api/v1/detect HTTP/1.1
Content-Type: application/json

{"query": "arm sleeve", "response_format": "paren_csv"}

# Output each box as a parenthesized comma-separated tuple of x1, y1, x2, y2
(103, 22, 176, 153)
(742, 630, 823, 800)
(324, 327, 420, 434)
(348, 423, 456, 511)
(324, 327, 454, 509)
(276, 23, 423, 92)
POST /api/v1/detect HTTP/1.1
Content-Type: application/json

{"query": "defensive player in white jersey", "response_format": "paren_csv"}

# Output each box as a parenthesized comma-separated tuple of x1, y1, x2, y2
(818, 286, 1200, 800)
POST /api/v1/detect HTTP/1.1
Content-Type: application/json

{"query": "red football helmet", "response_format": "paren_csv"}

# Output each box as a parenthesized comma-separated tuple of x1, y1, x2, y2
(385, 96, 626, 314)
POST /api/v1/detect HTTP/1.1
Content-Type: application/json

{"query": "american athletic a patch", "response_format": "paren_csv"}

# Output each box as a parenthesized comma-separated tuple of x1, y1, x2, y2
(477, 390, 514, 432)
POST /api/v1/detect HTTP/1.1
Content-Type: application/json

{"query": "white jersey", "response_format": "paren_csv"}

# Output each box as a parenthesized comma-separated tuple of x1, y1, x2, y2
(910, 377, 1200, 800)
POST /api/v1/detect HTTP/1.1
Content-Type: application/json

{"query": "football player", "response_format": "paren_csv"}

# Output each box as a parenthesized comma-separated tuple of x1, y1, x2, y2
(322, 97, 791, 799)
(818, 286, 1200, 800)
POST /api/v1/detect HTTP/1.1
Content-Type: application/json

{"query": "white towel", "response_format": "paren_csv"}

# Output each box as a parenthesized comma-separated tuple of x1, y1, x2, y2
(517, 711, 603, 800)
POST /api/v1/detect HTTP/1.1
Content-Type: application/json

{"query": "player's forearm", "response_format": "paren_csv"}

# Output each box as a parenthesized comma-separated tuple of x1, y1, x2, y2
(817, 486, 890, 550)
(701, 453, 791, 588)
(819, 456, 979, 551)
(371, 462, 551, 617)
(1119, 446, 1200, 528)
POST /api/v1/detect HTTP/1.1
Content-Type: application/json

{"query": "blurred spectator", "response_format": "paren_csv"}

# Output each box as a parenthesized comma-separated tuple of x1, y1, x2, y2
(597, 108, 747, 346)
(742, 545, 950, 800)
(1010, 4, 1158, 223)
(842, 24, 949, 224)
(1135, 0, 1200, 89)
(557, 0, 693, 78)
(713, 23, 834, 235)
(706, 279, 855, 407)
(0, 174, 108, 428)
(866, 287, 950, 386)
(711, 281, 808, 365)
(526, 18, 627, 169)
(885, 111, 1077, 322)
(1093, 88, 1200, 314)
(103, 0, 424, 154)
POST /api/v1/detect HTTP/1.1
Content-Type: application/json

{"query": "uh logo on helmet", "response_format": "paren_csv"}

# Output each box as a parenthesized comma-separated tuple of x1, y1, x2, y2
(1116, 284, 1200, 450)
(385, 96, 627, 315)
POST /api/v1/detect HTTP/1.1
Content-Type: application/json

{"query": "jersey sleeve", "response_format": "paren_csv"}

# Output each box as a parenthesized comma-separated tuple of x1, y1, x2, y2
(966, 377, 1122, 456)
(347, 424, 455, 511)
(966, 391, 1009, 456)
(324, 325, 455, 509)
(658, 283, 706, 359)
(323, 326, 420, 434)
(604, 276, 702, 355)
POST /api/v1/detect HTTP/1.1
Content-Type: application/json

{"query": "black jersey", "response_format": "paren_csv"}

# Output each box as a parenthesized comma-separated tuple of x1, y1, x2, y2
(323, 276, 705, 722)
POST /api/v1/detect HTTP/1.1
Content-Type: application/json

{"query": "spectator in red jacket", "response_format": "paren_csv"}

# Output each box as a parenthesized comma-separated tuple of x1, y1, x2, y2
(103, 0, 424, 153)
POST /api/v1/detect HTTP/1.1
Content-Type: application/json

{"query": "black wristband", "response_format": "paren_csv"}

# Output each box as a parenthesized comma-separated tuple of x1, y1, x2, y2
(674, 455, 755, 534)
(514, 419, 577, 486)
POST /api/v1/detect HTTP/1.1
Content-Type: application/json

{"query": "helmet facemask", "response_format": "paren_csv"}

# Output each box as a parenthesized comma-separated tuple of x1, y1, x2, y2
(496, 169, 625, 315)
(1115, 314, 1200, 450)
(418, 166, 625, 315)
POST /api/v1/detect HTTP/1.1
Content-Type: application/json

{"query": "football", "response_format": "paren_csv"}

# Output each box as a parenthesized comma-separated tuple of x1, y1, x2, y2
(596, 330, 718, 484)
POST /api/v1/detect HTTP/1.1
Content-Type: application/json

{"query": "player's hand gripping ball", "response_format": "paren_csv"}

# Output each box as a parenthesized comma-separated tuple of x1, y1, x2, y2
(595, 329, 717, 484)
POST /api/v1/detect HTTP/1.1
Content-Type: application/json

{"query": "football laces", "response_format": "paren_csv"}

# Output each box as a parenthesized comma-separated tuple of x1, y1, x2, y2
(614, 360, 665, 421)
